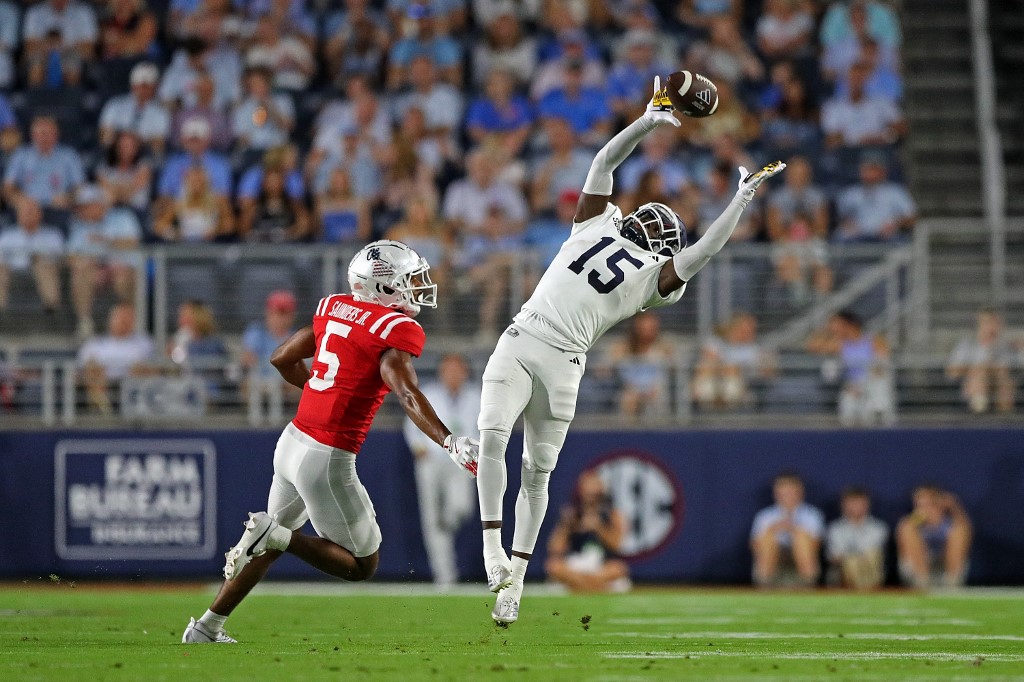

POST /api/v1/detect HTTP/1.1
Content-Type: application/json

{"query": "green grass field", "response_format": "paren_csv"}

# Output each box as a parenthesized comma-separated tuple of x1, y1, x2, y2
(3, 582, 1024, 681)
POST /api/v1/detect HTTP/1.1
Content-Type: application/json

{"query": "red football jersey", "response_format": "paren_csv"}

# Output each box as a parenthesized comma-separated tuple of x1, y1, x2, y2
(291, 293, 425, 453)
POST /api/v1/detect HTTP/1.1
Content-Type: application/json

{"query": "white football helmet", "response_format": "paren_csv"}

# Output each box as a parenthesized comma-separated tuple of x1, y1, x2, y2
(620, 202, 686, 256)
(347, 240, 437, 316)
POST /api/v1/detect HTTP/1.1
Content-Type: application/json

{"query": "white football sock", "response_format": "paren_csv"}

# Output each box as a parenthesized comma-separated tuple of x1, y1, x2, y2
(483, 528, 505, 565)
(198, 609, 227, 632)
(510, 556, 528, 592)
(477, 430, 509, 522)
(511, 465, 551, 558)
(267, 524, 292, 552)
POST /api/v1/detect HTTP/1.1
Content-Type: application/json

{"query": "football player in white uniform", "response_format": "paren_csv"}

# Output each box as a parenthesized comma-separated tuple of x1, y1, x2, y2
(477, 78, 785, 625)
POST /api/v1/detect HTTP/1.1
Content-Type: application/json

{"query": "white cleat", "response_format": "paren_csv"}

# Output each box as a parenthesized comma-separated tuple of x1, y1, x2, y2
(181, 617, 237, 644)
(223, 511, 278, 580)
(486, 560, 513, 593)
(491, 588, 520, 626)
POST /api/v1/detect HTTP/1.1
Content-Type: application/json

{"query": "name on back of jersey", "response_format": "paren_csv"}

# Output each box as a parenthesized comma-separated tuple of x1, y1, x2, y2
(326, 299, 373, 326)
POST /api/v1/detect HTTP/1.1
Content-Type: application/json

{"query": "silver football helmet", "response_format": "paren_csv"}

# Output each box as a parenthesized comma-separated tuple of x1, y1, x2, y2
(620, 202, 686, 256)
(347, 240, 437, 316)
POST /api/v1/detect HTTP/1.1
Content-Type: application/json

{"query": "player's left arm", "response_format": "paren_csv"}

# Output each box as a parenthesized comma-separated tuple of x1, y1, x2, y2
(657, 162, 786, 296)
(575, 77, 680, 224)
(270, 325, 316, 388)
(380, 348, 479, 476)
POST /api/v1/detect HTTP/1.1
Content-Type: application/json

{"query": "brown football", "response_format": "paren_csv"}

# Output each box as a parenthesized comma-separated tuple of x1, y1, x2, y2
(666, 70, 720, 117)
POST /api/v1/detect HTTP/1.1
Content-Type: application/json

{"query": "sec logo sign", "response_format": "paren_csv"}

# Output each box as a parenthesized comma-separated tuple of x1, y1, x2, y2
(590, 450, 684, 560)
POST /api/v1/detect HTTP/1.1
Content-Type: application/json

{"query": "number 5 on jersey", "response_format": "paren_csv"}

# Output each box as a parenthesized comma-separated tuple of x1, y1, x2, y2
(309, 320, 351, 391)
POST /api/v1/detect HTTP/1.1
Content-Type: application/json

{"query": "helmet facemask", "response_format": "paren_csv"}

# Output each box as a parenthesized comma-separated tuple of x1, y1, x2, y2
(620, 202, 686, 256)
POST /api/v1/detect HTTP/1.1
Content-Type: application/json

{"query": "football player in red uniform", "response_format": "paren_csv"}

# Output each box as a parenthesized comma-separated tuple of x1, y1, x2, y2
(183, 240, 479, 644)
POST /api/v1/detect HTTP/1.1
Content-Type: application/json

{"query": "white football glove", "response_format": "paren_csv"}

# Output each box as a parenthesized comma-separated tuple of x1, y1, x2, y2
(642, 76, 681, 128)
(735, 161, 786, 207)
(443, 434, 479, 477)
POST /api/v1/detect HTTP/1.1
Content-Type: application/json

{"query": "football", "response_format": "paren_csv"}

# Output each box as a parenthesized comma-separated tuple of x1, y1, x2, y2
(665, 70, 720, 117)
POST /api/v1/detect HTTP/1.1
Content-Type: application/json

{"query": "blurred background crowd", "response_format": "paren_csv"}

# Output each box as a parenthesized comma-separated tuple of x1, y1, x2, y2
(0, 0, 1019, 423)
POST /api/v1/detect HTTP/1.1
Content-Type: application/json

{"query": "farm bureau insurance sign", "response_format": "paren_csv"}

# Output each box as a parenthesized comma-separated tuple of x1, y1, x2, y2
(55, 440, 217, 560)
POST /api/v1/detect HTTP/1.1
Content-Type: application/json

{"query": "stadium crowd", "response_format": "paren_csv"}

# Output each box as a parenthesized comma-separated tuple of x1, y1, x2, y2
(15, 0, 1008, 420)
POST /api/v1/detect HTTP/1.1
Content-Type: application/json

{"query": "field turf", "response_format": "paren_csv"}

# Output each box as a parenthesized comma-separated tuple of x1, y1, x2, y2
(3, 582, 1024, 681)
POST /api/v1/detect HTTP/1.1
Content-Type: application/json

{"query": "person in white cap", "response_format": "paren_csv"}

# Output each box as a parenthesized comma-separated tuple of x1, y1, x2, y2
(66, 184, 142, 339)
(156, 116, 232, 212)
(98, 62, 171, 155)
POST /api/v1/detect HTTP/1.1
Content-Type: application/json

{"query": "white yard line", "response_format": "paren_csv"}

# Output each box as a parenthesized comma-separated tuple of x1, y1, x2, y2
(603, 651, 1024, 662)
(608, 617, 981, 627)
(608, 631, 1024, 641)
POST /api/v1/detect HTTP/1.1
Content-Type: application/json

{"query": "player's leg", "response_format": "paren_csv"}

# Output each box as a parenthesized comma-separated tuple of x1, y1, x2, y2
(477, 334, 535, 591)
(494, 351, 584, 624)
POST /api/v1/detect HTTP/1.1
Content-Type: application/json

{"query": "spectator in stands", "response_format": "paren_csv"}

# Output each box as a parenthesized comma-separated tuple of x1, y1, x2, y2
(99, 62, 171, 156)
(238, 165, 309, 243)
(835, 156, 916, 242)
(246, 0, 318, 49)
(315, 167, 369, 244)
(442, 148, 528, 235)
(160, 36, 241, 111)
(531, 29, 605, 102)
(169, 299, 229, 382)
(756, 0, 815, 61)
(237, 144, 304, 216)
(833, 38, 902, 103)
(324, 14, 385, 89)
(22, 0, 99, 88)
(246, 16, 314, 93)
(471, 9, 537, 88)
(807, 310, 895, 426)
(607, 29, 671, 120)
(687, 16, 765, 87)
(387, 4, 462, 90)
(693, 312, 774, 410)
(157, 118, 232, 207)
(96, 131, 153, 212)
(3, 115, 85, 210)
(760, 68, 820, 159)
(100, 0, 158, 62)
(311, 76, 392, 161)
(77, 302, 154, 414)
(0, 0, 18, 89)
(387, 0, 467, 33)
(231, 66, 295, 162)
(946, 308, 1016, 414)
(153, 166, 234, 242)
(242, 289, 296, 387)
(537, 61, 611, 147)
(897, 485, 972, 588)
(0, 196, 63, 317)
(386, 196, 449, 291)
(546, 469, 631, 593)
(822, 60, 906, 150)
(66, 185, 142, 339)
(697, 162, 758, 243)
(766, 156, 828, 241)
(455, 204, 525, 342)
(529, 117, 591, 214)
(689, 79, 761, 148)
(393, 55, 464, 140)
(525, 188, 576, 271)
(603, 312, 677, 418)
(0, 93, 19, 157)
(170, 70, 232, 153)
(402, 352, 479, 588)
(465, 68, 532, 158)
(751, 472, 824, 588)
(619, 126, 692, 202)
(770, 211, 833, 306)
(676, 0, 740, 34)
(826, 486, 889, 589)
(820, 0, 901, 51)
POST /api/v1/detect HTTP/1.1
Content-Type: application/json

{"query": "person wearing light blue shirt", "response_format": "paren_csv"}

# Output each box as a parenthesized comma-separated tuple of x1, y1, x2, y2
(835, 159, 915, 242)
(392, 56, 464, 132)
(751, 472, 824, 587)
(537, 66, 611, 145)
(0, 196, 64, 314)
(157, 118, 232, 199)
(0, 1, 19, 51)
(98, 63, 172, 154)
(3, 116, 85, 208)
(232, 68, 295, 152)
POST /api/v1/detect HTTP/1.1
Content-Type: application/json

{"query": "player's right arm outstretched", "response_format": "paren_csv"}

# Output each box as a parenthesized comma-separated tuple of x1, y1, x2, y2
(575, 77, 681, 224)
(380, 349, 480, 477)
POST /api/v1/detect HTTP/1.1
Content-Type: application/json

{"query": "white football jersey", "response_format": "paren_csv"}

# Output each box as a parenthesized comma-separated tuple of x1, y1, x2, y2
(514, 202, 685, 353)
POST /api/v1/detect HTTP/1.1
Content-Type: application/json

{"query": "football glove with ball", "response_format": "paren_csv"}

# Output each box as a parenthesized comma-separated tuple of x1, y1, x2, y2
(444, 434, 480, 477)
(736, 161, 786, 207)
(643, 76, 681, 128)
